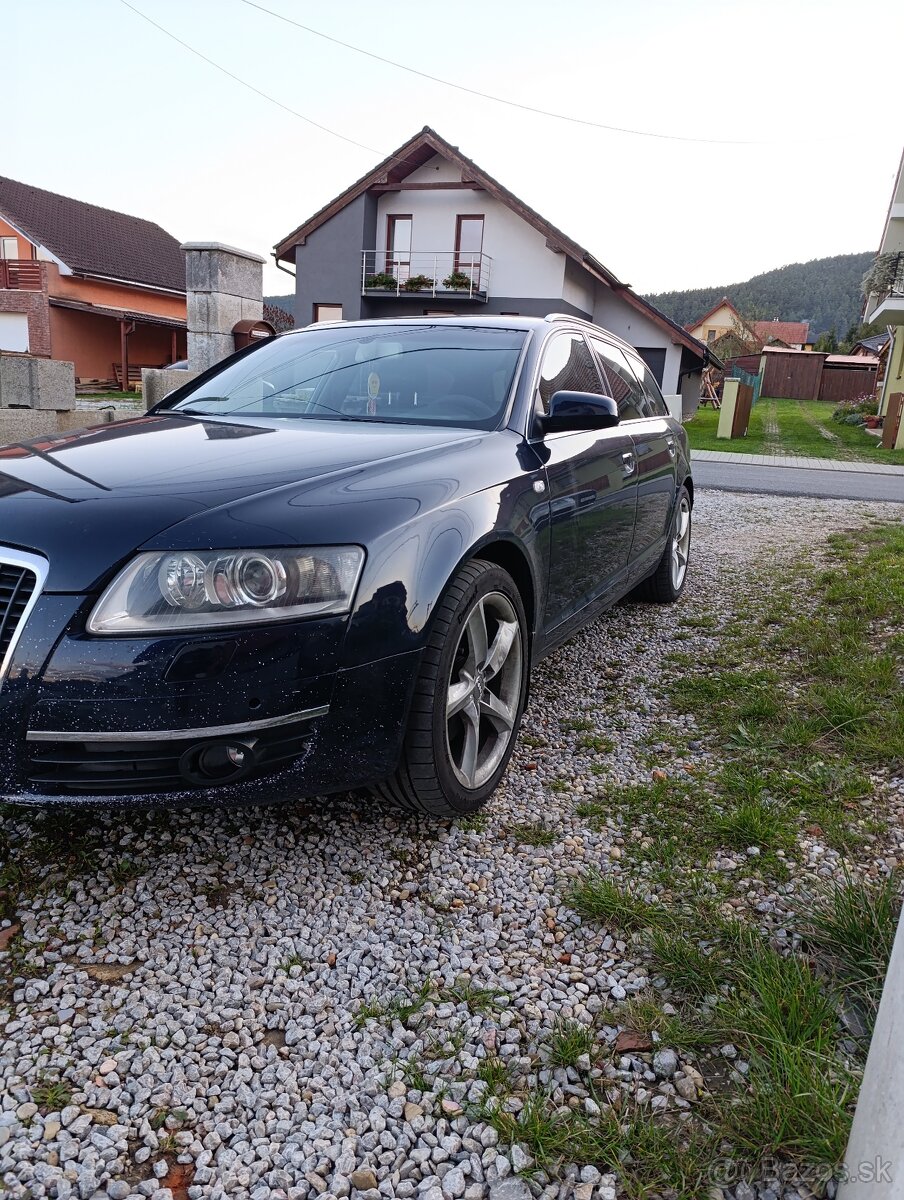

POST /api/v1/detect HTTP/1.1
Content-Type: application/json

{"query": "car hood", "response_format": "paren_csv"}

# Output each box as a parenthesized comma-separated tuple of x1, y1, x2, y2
(0, 414, 481, 590)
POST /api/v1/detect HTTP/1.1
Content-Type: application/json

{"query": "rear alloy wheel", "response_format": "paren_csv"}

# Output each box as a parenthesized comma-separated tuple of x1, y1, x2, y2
(641, 486, 692, 603)
(376, 560, 528, 817)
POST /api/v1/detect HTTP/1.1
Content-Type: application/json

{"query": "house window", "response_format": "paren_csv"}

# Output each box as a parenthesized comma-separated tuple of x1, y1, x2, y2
(1, 237, 18, 260)
(313, 304, 343, 323)
(386, 215, 412, 280)
(454, 215, 484, 286)
(706, 329, 716, 344)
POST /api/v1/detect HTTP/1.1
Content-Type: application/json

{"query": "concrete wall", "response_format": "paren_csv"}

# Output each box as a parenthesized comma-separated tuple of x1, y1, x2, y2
(142, 367, 199, 410)
(0, 355, 74, 410)
(183, 242, 264, 372)
(0, 405, 139, 446)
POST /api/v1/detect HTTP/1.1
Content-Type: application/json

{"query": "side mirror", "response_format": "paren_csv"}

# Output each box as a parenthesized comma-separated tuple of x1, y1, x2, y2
(539, 391, 620, 434)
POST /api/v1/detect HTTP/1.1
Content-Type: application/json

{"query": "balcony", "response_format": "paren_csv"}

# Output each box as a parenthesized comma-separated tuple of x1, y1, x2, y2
(0, 260, 44, 291)
(361, 251, 491, 301)
(864, 250, 904, 324)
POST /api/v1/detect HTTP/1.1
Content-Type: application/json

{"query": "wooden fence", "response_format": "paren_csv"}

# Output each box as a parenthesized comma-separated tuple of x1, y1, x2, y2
(761, 350, 826, 400)
(817, 367, 878, 405)
(761, 350, 877, 404)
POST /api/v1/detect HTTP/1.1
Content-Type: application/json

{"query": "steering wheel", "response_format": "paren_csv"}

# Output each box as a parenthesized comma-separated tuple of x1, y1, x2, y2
(430, 393, 497, 419)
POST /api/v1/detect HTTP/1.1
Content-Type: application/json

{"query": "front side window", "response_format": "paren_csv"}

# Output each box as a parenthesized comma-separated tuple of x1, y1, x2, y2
(626, 352, 668, 416)
(536, 333, 602, 415)
(590, 337, 646, 421)
(165, 324, 526, 432)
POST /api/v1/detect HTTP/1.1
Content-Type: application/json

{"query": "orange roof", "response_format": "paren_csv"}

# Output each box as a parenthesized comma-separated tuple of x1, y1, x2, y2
(752, 319, 810, 345)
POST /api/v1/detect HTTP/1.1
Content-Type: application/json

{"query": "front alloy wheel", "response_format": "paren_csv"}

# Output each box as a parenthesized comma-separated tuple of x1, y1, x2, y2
(377, 560, 528, 817)
(446, 591, 523, 790)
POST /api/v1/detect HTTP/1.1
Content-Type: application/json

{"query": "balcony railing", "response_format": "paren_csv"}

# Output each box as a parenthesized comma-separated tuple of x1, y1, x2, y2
(0, 260, 43, 290)
(361, 251, 492, 300)
(889, 251, 904, 297)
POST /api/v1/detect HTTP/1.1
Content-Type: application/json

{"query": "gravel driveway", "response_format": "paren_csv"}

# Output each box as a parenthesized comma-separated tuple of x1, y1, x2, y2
(1, 491, 901, 1200)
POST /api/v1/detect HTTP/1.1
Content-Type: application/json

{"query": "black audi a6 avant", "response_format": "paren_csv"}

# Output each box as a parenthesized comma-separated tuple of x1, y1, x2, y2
(0, 316, 693, 816)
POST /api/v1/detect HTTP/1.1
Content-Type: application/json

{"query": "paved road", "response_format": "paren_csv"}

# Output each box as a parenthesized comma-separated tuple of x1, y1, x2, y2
(694, 459, 904, 503)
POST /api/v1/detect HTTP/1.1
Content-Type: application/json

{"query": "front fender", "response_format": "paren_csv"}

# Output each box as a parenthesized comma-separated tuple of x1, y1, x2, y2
(340, 475, 547, 669)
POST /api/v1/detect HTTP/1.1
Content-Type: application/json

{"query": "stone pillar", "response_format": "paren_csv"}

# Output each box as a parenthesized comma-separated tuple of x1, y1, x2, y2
(181, 242, 265, 374)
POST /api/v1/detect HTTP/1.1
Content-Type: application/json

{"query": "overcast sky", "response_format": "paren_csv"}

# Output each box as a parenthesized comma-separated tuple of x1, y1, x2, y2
(6, 0, 903, 296)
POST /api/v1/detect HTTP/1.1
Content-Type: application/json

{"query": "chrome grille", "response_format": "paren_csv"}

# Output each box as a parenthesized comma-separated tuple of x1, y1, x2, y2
(0, 549, 47, 690)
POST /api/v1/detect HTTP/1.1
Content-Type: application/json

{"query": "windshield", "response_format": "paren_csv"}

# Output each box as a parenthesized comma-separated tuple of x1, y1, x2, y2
(165, 324, 527, 431)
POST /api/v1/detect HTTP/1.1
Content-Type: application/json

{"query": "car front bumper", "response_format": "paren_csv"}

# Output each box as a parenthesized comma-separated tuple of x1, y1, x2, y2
(0, 590, 422, 808)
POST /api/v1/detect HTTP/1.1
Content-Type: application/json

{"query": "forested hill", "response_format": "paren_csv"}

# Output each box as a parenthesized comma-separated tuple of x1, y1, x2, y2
(645, 252, 874, 337)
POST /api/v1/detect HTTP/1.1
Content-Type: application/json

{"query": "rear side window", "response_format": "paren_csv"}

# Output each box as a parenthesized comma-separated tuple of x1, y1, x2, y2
(536, 333, 601, 414)
(589, 337, 646, 421)
(627, 352, 669, 417)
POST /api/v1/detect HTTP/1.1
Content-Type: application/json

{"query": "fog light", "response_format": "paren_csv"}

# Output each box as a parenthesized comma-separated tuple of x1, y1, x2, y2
(179, 738, 258, 786)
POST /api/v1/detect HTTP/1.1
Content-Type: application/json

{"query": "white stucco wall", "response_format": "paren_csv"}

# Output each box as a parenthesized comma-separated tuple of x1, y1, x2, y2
(593, 285, 684, 394)
(375, 155, 566, 299)
(562, 258, 595, 316)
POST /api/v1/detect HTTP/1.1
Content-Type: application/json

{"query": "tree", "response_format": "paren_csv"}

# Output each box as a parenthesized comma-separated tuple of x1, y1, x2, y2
(837, 320, 885, 355)
(814, 327, 838, 353)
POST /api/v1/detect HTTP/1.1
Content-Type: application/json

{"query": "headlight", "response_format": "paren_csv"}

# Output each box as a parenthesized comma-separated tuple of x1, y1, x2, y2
(87, 546, 365, 634)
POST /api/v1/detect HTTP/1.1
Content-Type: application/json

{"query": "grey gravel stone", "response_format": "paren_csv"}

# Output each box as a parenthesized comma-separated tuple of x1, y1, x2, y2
(652, 1049, 679, 1078)
(1, 495, 894, 1200)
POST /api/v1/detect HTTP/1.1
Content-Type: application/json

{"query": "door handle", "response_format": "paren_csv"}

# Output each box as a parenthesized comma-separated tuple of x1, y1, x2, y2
(621, 451, 636, 477)
(666, 437, 676, 458)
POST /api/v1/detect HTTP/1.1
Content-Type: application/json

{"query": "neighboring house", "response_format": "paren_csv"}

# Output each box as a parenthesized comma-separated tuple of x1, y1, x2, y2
(0, 176, 186, 384)
(849, 332, 890, 357)
(686, 298, 811, 350)
(863, 146, 904, 420)
(750, 318, 810, 350)
(685, 297, 755, 347)
(273, 127, 719, 400)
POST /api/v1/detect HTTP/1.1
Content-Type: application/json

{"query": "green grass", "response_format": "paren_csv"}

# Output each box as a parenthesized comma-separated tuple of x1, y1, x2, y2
(545, 1017, 596, 1068)
(567, 871, 663, 931)
(31, 1076, 73, 1111)
(801, 873, 901, 1030)
(649, 928, 729, 997)
(615, 994, 717, 1051)
(508, 821, 556, 846)
(476, 1056, 511, 1093)
(482, 1089, 620, 1170)
(685, 397, 904, 465)
(436, 977, 506, 1014)
(354, 981, 432, 1027)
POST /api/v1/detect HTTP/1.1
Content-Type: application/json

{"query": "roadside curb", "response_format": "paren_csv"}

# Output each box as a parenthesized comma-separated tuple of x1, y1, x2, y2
(691, 448, 904, 477)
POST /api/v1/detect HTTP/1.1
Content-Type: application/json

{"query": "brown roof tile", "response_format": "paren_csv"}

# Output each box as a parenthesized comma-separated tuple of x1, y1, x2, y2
(0, 175, 185, 292)
(752, 319, 810, 345)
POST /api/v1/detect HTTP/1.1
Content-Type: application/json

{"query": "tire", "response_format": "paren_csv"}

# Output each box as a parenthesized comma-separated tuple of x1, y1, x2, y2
(374, 560, 528, 818)
(640, 485, 692, 603)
